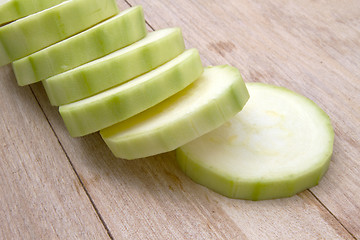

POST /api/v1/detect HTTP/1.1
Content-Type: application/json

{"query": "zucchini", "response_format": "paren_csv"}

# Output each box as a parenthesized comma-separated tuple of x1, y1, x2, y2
(0, 0, 66, 25)
(60, 49, 203, 137)
(13, 6, 146, 86)
(176, 83, 334, 200)
(43, 28, 185, 106)
(100, 65, 249, 160)
(0, 0, 119, 66)
(0, 1, 334, 201)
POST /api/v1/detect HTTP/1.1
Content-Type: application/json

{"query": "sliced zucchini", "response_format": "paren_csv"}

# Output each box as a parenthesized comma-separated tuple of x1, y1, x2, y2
(0, 0, 119, 66)
(60, 48, 203, 137)
(13, 6, 147, 86)
(0, 0, 66, 26)
(43, 28, 185, 106)
(176, 83, 334, 200)
(100, 65, 249, 160)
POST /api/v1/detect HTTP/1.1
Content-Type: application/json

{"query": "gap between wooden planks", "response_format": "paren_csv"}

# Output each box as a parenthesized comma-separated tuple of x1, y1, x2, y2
(1, 0, 359, 239)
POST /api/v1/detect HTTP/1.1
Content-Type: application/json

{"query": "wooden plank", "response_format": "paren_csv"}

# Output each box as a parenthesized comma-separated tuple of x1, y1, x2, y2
(31, 80, 354, 239)
(126, 0, 360, 237)
(26, 1, 357, 239)
(0, 65, 110, 239)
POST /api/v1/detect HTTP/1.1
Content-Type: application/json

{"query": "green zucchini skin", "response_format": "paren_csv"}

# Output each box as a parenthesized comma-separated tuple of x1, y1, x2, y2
(0, 0, 119, 66)
(60, 49, 203, 137)
(0, 0, 66, 25)
(100, 65, 249, 160)
(13, 6, 147, 86)
(43, 28, 185, 106)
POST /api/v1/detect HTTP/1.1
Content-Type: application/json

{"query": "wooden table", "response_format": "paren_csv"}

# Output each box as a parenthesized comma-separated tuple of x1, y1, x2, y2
(1, 0, 359, 239)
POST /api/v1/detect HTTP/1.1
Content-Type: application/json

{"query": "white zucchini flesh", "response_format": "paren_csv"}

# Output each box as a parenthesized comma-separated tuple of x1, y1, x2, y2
(176, 83, 334, 200)
(43, 28, 185, 106)
(60, 48, 203, 137)
(100, 65, 250, 160)
(13, 6, 147, 86)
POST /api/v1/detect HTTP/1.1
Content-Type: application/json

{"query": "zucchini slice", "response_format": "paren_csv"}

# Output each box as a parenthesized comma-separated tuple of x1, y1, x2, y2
(0, 0, 66, 25)
(43, 28, 185, 106)
(176, 83, 334, 200)
(13, 6, 147, 86)
(0, 0, 119, 66)
(60, 48, 203, 137)
(100, 65, 249, 160)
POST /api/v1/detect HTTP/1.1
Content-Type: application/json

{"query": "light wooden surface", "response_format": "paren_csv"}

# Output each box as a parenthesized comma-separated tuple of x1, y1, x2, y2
(1, 0, 359, 239)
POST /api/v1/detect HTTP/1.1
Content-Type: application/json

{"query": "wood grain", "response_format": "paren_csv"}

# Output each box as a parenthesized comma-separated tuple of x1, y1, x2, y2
(0, 0, 359, 239)
(0, 65, 110, 239)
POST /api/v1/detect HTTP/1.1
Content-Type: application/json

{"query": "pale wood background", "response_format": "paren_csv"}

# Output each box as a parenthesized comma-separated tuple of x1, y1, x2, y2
(0, 0, 359, 239)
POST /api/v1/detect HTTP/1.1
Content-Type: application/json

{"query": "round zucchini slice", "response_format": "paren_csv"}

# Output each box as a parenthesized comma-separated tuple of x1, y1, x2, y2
(176, 83, 334, 200)
(100, 65, 249, 160)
